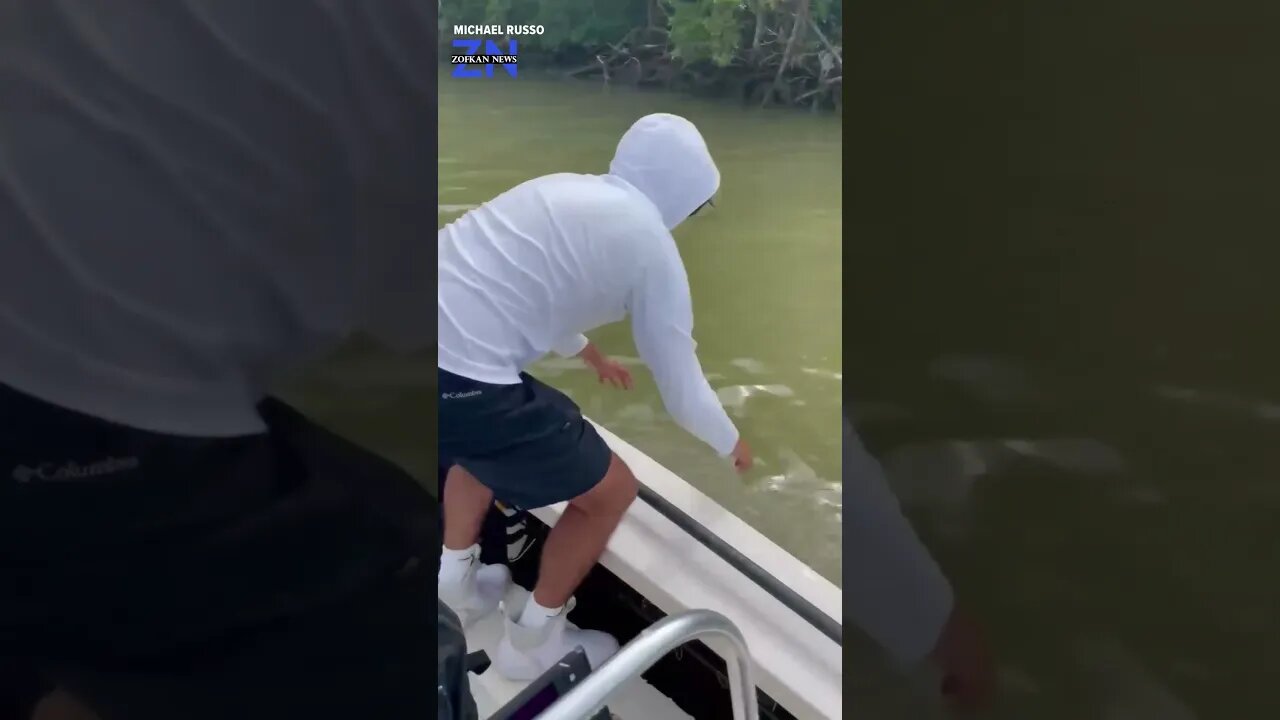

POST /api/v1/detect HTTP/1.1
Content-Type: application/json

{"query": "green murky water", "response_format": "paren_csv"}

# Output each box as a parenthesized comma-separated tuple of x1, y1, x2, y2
(846, 4, 1280, 717)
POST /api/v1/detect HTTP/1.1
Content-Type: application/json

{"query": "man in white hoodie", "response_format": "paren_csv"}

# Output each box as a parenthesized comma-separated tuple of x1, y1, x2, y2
(437, 113, 753, 679)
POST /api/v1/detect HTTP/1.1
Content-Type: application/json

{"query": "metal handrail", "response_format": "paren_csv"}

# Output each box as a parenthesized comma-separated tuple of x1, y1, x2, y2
(536, 609, 760, 720)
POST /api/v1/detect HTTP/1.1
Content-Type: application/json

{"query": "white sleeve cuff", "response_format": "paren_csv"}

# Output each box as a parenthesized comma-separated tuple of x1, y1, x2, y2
(550, 333, 589, 358)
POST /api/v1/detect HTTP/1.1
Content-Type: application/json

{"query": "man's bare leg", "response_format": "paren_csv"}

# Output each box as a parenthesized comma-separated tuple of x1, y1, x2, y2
(442, 464, 493, 551)
(438, 464, 509, 625)
(531, 452, 637, 609)
(492, 452, 636, 678)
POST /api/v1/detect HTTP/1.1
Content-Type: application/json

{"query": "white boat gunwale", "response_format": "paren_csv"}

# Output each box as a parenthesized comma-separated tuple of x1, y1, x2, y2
(525, 420, 844, 720)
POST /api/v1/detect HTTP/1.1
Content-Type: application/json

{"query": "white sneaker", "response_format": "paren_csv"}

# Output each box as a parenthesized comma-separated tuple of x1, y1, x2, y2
(439, 560, 511, 628)
(491, 586, 620, 682)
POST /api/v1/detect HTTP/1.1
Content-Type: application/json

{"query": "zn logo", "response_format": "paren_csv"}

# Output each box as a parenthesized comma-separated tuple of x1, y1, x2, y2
(451, 39, 518, 79)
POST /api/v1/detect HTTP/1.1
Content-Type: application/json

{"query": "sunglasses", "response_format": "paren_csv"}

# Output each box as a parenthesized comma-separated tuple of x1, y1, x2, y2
(689, 196, 716, 218)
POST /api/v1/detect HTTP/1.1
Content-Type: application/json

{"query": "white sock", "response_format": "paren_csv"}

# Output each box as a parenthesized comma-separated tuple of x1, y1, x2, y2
(439, 544, 479, 586)
(517, 596, 565, 630)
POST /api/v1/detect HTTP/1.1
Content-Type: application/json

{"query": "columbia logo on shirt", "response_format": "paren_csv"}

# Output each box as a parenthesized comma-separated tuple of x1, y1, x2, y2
(11, 456, 140, 483)
(442, 390, 482, 400)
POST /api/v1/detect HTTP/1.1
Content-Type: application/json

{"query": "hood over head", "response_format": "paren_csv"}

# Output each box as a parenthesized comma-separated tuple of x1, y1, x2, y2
(608, 113, 720, 231)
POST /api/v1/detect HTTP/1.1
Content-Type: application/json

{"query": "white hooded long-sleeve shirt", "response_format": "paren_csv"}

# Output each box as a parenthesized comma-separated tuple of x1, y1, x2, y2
(438, 113, 740, 457)
(0, 1, 434, 436)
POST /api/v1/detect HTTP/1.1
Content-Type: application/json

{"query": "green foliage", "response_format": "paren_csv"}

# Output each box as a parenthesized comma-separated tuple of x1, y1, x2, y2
(531, 0, 647, 49)
(665, 0, 744, 67)
(440, 0, 839, 58)
(439, 0, 841, 107)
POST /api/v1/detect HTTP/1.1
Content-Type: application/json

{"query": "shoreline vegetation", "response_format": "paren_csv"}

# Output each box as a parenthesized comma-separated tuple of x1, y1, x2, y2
(439, 0, 842, 111)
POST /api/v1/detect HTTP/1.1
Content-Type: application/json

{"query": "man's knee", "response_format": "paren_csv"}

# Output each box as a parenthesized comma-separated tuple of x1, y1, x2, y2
(444, 465, 492, 501)
(571, 453, 637, 518)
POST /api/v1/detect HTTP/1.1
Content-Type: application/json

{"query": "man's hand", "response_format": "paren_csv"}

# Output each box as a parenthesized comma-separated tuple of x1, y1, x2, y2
(730, 437, 753, 473)
(930, 605, 995, 712)
(593, 358, 633, 390)
(577, 342, 632, 390)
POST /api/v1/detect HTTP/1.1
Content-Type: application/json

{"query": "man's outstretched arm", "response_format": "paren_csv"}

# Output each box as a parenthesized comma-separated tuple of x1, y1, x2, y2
(843, 415, 993, 708)
(628, 238, 743, 462)
(843, 415, 955, 663)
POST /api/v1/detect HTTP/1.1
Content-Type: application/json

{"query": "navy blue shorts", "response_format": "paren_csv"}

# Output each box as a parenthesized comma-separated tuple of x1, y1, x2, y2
(439, 369, 613, 509)
(0, 384, 439, 719)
